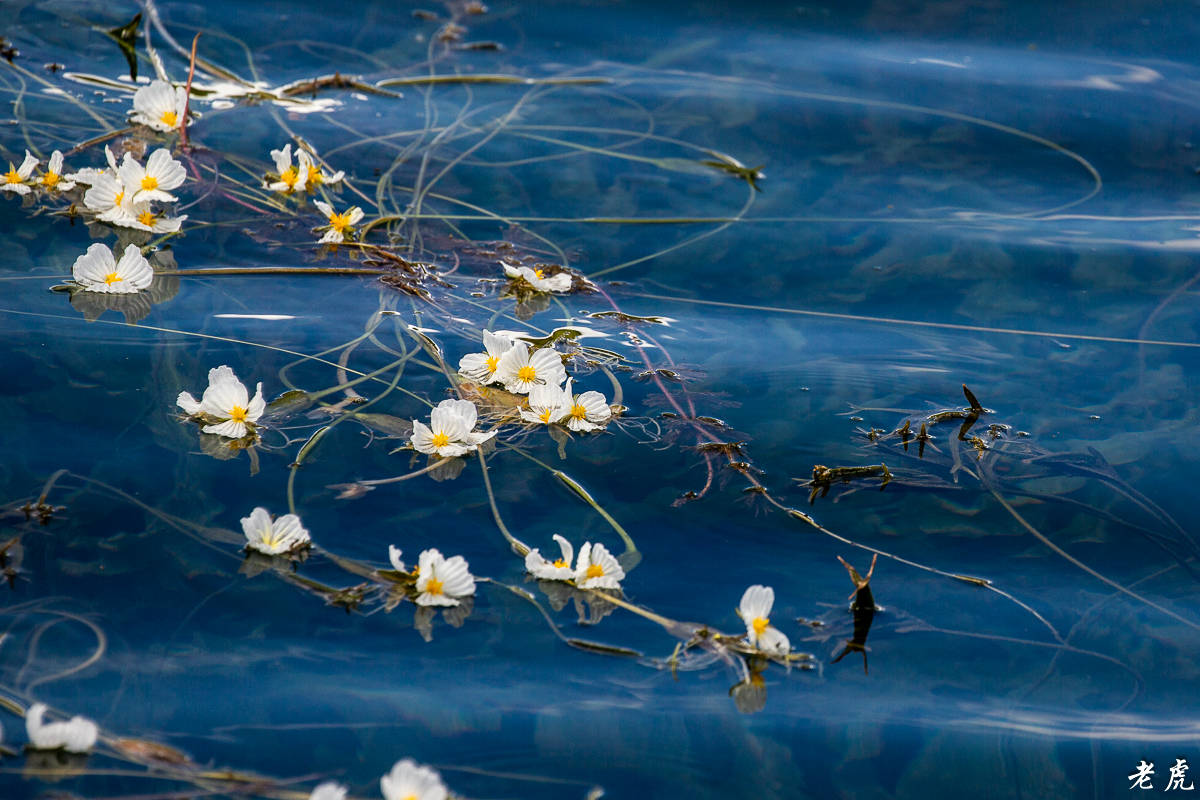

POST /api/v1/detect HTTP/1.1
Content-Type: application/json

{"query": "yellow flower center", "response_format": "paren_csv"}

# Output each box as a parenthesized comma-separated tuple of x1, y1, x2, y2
(103, 272, 123, 285)
(329, 211, 353, 233)
(425, 577, 444, 596)
(485, 355, 499, 372)
(141, 175, 158, 191)
(280, 166, 298, 189)
(401, 794, 418, 800)
(570, 403, 587, 420)
(538, 408, 553, 423)
(42, 171, 60, 188)
(430, 431, 450, 448)
(534, 269, 545, 279)
(113, 190, 124, 205)
(308, 165, 323, 186)
(160, 110, 178, 127)
(229, 405, 249, 423)
(516, 365, 537, 383)
(585, 563, 604, 579)
(3, 167, 19, 184)
(752, 617, 769, 636)
(552, 558, 569, 568)
(137, 210, 157, 227)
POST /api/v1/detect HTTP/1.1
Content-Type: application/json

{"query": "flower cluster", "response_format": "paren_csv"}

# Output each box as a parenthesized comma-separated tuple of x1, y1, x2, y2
(264, 143, 344, 195)
(75, 146, 187, 232)
(458, 330, 612, 431)
(525, 535, 624, 589)
(1, 150, 77, 195)
(386, 546, 476, 606)
(177, 365, 266, 439)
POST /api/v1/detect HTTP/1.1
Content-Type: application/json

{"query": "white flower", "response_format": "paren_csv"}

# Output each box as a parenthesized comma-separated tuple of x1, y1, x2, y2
(240, 507, 311, 555)
(563, 379, 611, 432)
(25, 703, 98, 753)
(309, 782, 347, 800)
(176, 365, 266, 439)
(502, 261, 572, 293)
(118, 149, 186, 204)
(519, 380, 571, 425)
(84, 172, 136, 224)
(299, 149, 344, 192)
(574, 541, 624, 590)
(0, 151, 38, 195)
(127, 203, 187, 233)
(410, 398, 495, 457)
(414, 548, 475, 607)
(738, 585, 790, 656)
(525, 534, 576, 580)
(264, 144, 308, 194)
(380, 758, 448, 800)
(494, 344, 565, 395)
(65, 146, 120, 186)
(130, 80, 187, 132)
(388, 544, 406, 572)
(457, 329, 516, 384)
(71, 243, 154, 294)
(314, 200, 363, 243)
(38, 150, 76, 192)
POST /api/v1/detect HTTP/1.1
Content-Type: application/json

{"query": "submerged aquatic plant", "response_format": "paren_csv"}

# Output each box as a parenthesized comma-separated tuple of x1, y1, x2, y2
(177, 365, 266, 439)
(71, 243, 154, 294)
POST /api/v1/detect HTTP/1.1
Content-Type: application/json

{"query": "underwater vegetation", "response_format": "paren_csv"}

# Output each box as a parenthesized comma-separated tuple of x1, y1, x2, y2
(1, 0, 1199, 798)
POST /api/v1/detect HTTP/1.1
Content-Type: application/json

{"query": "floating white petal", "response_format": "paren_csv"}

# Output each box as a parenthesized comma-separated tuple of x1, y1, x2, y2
(525, 534, 577, 580)
(574, 541, 624, 590)
(176, 365, 266, 439)
(380, 758, 448, 800)
(241, 507, 311, 555)
(130, 80, 188, 132)
(72, 243, 154, 294)
(410, 398, 494, 457)
(25, 703, 98, 753)
(415, 548, 476, 606)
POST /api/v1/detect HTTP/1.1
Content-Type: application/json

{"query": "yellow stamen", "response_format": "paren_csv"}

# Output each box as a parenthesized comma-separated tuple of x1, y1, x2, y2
(3, 167, 19, 184)
(430, 432, 450, 448)
(113, 190, 124, 205)
(329, 211, 353, 234)
(552, 558, 569, 568)
(229, 405, 249, 423)
(538, 408, 553, 423)
(534, 269, 545, 279)
(141, 175, 158, 191)
(485, 355, 499, 372)
(279, 166, 298, 189)
(41, 172, 60, 188)
(425, 577, 444, 596)
(160, 110, 178, 127)
(137, 210, 157, 228)
(103, 272, 123, 286)
(307, 165, 323, 187)
(752, 617, 769, 636)
(516, 365, 537, 383)
(585, 563, 604, 579)
(570, 403, 587, 420)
